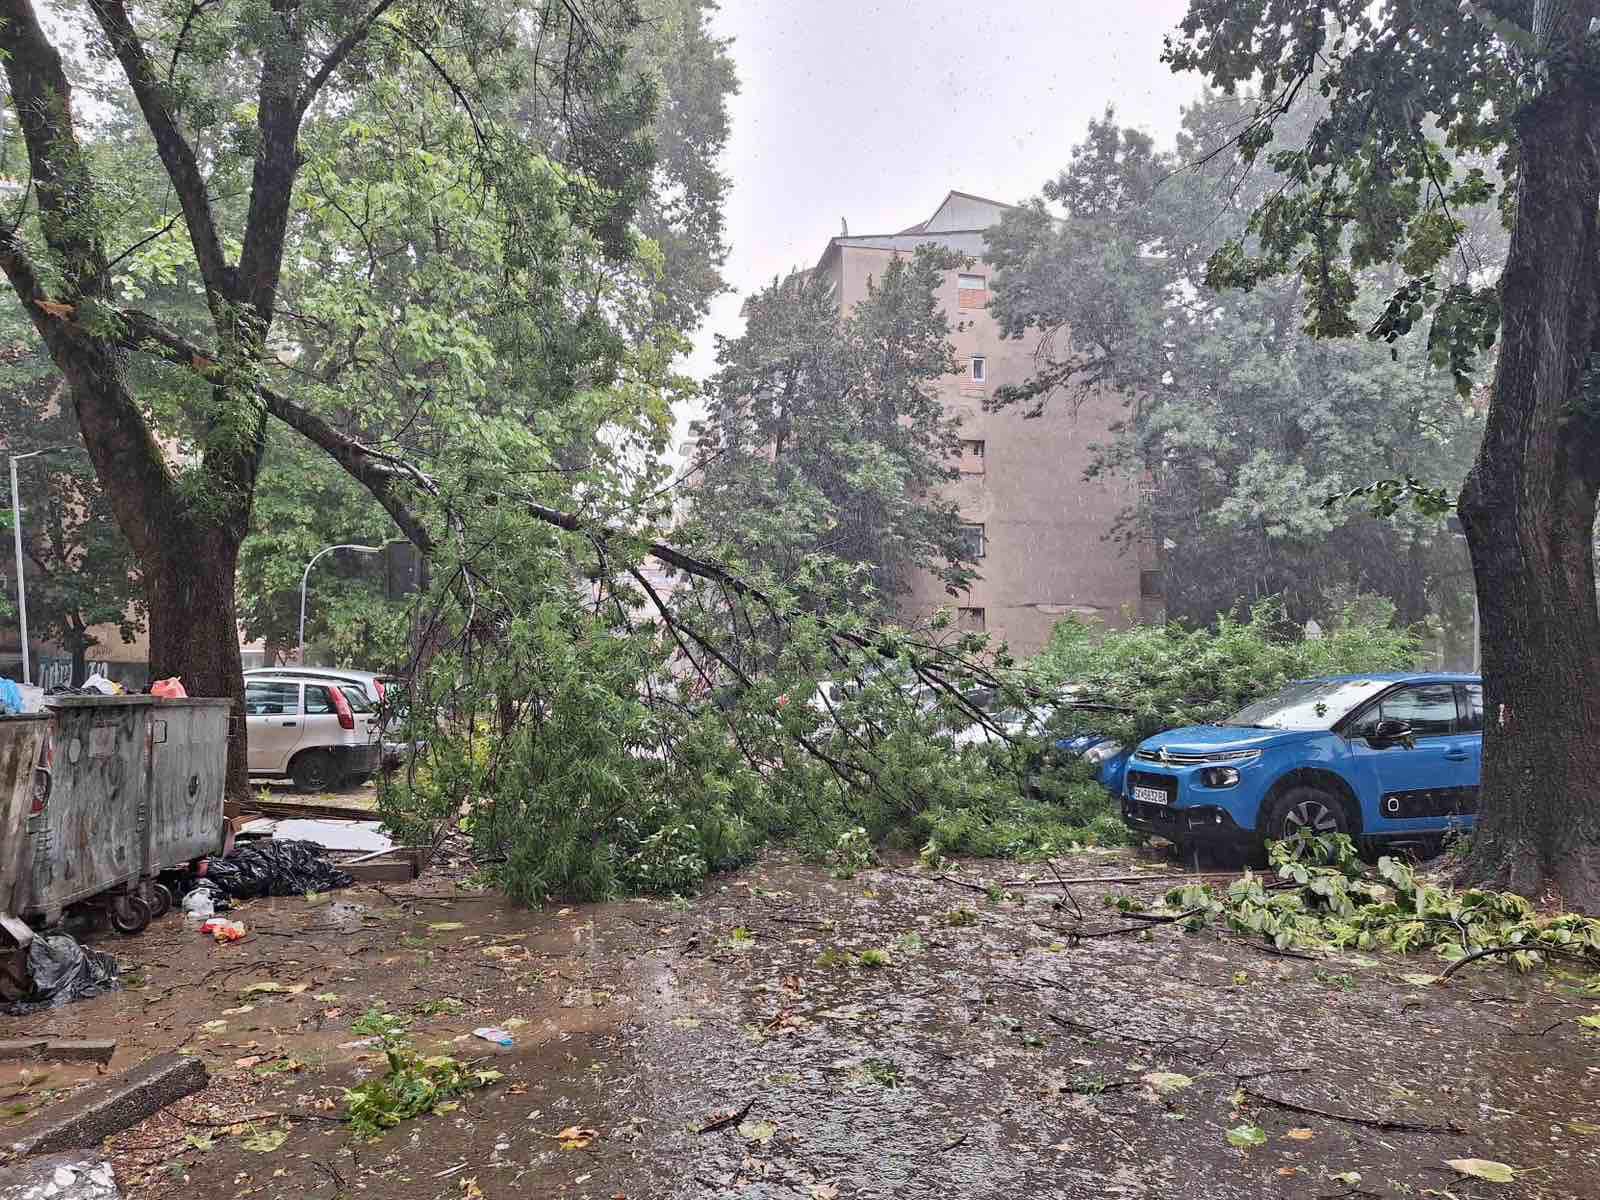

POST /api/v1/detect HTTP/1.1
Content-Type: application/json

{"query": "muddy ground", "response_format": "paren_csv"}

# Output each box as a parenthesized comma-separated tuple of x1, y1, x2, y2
(3, 848, 1597, 1199)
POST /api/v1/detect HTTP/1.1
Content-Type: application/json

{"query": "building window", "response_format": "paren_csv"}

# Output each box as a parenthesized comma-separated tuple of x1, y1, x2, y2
(959, 438, 986, 474)
(958, 273, 988, 309)
(956, 606, 986, 632)
(1140, 569, 1164, 599)
(970, 355, 986, 383)
(959, 522, 986, 560)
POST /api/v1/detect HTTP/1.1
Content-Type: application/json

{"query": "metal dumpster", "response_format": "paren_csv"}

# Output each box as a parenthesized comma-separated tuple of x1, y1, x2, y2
(21, 696, 230, 931)
(0, 715, 49, 920)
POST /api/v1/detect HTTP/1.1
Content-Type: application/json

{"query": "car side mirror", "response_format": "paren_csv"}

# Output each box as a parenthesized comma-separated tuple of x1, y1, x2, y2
(1370, 718, 1416, 749)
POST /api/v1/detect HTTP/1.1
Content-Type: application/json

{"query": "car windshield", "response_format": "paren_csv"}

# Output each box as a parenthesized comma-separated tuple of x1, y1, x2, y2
(1223, 679, 1394, 731)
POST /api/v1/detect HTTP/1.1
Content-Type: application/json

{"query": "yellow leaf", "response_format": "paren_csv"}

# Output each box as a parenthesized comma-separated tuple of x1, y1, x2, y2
(1142, 1071, 1193, 1096)
(1283, 1127, 1315, 1141)
(553, 1125, 598, 1150)
(459, 1177, 484, 1199)
(1445, 1158, 1516, 1184)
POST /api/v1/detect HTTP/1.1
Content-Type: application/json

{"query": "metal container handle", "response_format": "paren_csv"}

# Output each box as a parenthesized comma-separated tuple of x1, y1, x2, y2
(31, 764, 51, 805)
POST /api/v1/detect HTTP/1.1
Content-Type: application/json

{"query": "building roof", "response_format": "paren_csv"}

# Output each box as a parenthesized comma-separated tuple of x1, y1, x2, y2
(819, 189, 1016, 271)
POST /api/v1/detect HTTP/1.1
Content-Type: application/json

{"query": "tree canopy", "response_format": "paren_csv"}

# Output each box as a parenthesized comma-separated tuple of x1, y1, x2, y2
(986, 97, 1491, 639)
(1162, 0, 1600, 904)
(686, 247, 974, 616)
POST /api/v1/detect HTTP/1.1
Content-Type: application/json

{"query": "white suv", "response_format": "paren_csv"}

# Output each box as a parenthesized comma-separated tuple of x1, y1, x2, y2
(243, 674, 382, 792)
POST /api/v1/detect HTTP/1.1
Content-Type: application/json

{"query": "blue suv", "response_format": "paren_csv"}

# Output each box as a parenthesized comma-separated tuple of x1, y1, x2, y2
(1120, 673, 1482, 854)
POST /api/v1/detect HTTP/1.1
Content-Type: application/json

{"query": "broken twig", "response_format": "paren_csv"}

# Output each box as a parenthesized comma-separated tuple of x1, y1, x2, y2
(1242, 1086, 1464, 1133)
(696, 1097, 754, 1134)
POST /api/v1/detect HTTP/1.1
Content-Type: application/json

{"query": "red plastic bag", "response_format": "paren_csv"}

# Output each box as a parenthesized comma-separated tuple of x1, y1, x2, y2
(151, 677, 187, 699)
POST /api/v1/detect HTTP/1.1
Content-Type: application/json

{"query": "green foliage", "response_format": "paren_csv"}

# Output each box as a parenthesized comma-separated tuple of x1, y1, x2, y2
(343, 1043, 502, 1138)
(986, 96, 1488, 632)
(1163, 832, 1600, 970)
(1034, 597, 1419, 746)
(1163, 1, 1525, 390)
(350, 1005, 412, 1042)
(237, 431, 409, 667)
(0, 351, 143, 677)
(686, 245, 975, 613)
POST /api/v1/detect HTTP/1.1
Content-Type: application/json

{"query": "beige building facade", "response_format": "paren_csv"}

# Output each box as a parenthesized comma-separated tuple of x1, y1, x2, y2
(814, 190, 1158, 656)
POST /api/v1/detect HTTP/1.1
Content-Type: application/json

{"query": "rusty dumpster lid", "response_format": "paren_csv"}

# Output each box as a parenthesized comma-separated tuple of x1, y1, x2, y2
(44, 695, 233, 708)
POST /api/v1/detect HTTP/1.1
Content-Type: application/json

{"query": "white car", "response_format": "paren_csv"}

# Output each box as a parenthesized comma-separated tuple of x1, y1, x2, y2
(243, 674, 382, 792)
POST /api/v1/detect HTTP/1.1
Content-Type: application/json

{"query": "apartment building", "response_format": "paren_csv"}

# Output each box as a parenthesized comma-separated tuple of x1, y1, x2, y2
(813, 190, 1158, 655)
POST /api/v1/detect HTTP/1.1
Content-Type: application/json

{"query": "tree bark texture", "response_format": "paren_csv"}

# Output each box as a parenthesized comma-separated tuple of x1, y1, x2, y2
(1459, 0, 1600, 907)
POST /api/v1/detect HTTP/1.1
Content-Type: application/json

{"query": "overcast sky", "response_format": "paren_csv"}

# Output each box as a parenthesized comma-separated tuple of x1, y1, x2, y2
(683, 0, 1204, 394)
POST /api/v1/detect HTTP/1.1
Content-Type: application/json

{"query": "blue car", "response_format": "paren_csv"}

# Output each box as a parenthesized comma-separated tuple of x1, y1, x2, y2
(1120, 673, 1482, 854)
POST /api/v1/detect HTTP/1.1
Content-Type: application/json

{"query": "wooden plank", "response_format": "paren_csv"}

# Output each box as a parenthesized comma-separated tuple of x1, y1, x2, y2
(242, 798, 377, 822)
(344, 859, 418, 883)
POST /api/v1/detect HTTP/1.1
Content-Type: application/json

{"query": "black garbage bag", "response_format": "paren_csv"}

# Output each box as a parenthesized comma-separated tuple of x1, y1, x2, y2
(203, 839, 354, 899)
(0, 933, 120, 1014)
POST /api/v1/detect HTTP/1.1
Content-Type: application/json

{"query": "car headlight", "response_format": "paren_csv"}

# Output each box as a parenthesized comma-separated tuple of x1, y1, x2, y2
(1083, 741, 1124, 765)
(1200, 766, 1241, 788)
(1202, 749, 1262, 766)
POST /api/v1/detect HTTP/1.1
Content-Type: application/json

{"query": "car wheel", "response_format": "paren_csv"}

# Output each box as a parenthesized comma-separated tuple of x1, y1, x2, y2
(1261, 785, 1350, 844)
(292, 750, 340, 794)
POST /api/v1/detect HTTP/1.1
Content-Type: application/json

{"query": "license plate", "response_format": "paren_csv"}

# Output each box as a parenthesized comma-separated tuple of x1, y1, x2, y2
(1133, 785, 1170, 806)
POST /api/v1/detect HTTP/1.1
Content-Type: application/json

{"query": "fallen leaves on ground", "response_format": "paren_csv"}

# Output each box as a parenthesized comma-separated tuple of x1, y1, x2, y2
(239, 1128, 287, 1153)
(553, 1125, 600, 1150)
(1141, 1071, 1192, 1096)
(1445, 1158, 1517, 1183)
(738, 1119, 778, 1145)
(1225, 1124, 1267, 1149)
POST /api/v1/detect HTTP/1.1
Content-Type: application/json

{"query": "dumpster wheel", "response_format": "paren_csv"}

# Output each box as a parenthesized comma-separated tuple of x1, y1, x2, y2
(146, 881, 174, 920)
(110, 892, 152, 935)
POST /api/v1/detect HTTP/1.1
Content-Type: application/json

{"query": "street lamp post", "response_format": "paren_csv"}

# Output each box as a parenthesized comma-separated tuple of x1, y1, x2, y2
(298, 543, 384, 666)
(9, 446, 76, 686)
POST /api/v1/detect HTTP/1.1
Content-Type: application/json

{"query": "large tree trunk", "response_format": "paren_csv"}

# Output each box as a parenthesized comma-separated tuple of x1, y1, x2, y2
(1458, 9, 1600, 908)
(144, 531, 250, 800)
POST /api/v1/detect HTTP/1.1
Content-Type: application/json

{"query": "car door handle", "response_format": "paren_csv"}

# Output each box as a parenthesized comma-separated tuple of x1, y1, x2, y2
(281, 721, 298, 727)
(1443, 748, 1470, 761)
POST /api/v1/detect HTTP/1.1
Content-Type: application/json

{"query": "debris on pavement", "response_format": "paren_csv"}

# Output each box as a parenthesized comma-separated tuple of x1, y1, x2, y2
(472, 1027, 513, 1047)
(199, 840, 353, 900)
(0, 936, 119, 1016)
(266, 819, 393, 854)
(4, 1054, 207, 1157)
(196, 919, 245, 943)
(0, 1154, 120, 1200)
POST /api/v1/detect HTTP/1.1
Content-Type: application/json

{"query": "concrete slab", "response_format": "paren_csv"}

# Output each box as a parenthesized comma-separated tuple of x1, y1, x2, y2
(40, 1044, 115, 1067)
(2, 1054, 206, 1157)
(0, 1155, 119, 1199)
(0, 1042, 47, 1063)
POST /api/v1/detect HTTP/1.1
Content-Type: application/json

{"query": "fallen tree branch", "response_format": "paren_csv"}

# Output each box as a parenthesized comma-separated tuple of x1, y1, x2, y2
(1241, 1086, 1465, 1134)
(1439, 944, 1525, 979)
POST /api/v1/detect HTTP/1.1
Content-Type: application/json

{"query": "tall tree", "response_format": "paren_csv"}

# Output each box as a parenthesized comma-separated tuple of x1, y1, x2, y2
(986, 100, 1487, 635)
(688, 248, 974, 614)
(627, 0, 735, 330)
(0, 358, 143, 684)
(0, 0, 662, 794)
(1162, 1, 1600, 903)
